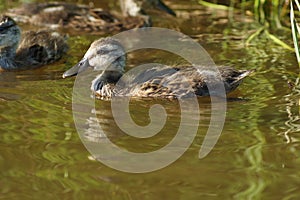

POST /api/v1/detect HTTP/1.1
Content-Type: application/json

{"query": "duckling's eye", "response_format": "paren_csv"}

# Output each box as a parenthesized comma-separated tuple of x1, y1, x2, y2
(0, 27, 8, 34)
(78, 61, 85, 67)
(77, 59, 89, 70)
(0, 22, 15, 33)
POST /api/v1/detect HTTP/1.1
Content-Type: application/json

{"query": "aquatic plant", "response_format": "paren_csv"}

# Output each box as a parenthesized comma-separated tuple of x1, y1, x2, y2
(198, 0, 293, 51)
(290, 0, 300, 65)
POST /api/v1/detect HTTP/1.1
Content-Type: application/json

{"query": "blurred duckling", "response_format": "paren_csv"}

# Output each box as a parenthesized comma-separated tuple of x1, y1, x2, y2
(5, 0, 176, 34)
(0, 16, 68, 71)
(62, 37, 253, 99)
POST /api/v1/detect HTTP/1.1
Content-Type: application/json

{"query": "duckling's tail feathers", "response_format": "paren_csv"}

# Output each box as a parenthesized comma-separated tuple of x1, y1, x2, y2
(232, 69, 255, 84)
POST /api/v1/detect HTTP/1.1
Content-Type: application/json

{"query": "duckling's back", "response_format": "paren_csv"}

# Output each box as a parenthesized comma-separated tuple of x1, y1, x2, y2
(113, 65, 252, 98)
(15, 31, 68, 69)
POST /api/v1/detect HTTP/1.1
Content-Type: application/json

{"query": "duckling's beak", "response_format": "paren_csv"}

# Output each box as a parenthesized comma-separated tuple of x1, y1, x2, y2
(155, 0, 176, 16)
(62, 58, 89, 78)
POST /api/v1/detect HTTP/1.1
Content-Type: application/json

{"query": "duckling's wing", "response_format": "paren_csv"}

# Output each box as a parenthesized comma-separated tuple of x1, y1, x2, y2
(115, 66, 175, 97)
(16, 31, 68, 68)
(118, 65, 252, 98)
(117, 66, 207, 98)
(6, 2, 90, 27)
(6, 2, 129, 33)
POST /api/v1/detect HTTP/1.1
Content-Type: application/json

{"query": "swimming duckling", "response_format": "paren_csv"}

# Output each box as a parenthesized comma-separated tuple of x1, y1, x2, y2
(5, 0, 176, 34)
(0, 16, 68, 71)
(63, 37, 253, 98)
(120, 0, 176, 18)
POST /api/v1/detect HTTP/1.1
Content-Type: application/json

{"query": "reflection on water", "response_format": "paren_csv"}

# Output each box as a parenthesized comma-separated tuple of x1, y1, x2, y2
(81, 98, 212, 151)
(1, 0, 300, 199)
(280, 78, 300, 143)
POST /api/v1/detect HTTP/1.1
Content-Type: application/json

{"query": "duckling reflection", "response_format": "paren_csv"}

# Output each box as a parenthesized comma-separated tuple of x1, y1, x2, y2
(63, 37, 253, 99)
(81, 98, 203, 144)
(0, 16, 68, 71)
(6, 0, 176, 34)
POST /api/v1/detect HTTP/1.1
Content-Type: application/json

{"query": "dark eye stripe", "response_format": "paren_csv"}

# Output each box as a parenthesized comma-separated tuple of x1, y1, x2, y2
(97, 48, 121, 55)
(97, 49, 109, 54)
(0, 23, 15, 32)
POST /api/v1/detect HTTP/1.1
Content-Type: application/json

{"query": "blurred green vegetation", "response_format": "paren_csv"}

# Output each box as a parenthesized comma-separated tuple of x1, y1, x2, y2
(198, 0, 300, 64)
(198, 0, 290, 28)
(290, 0, 300, 65)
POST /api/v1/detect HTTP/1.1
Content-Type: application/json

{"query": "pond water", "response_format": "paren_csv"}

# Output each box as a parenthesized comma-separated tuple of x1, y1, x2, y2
(1, 0, 300, 199)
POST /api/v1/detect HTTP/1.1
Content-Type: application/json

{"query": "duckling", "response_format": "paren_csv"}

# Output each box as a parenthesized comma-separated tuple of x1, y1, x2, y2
(5, 0, 176, 34)
(120, 0, 176, 18)
(0, 16, 68, 71)
(63, 37, 253, 98)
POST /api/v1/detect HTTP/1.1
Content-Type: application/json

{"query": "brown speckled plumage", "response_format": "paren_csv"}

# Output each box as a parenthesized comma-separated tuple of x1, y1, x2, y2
(0, 16, 68, 71)
(113, 65, 253, 98)
(63, 37, 253, 99)
(5, 0, 175, 34)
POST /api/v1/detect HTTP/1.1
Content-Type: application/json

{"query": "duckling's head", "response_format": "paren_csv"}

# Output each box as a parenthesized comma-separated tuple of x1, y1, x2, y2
(120, 0, 176, 17)
(0, 16, 21, 49)
(63, 37, 126, 78)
